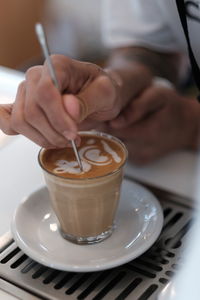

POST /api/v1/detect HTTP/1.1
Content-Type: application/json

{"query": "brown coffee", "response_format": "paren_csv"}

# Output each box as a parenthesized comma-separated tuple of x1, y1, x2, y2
(39, 131, 127, 244)
(41, 134, 125, 179)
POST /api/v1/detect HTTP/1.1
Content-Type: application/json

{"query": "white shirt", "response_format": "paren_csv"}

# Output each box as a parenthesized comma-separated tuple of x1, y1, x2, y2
(102, 0, 200, 66)
(45, 0, 107, 60)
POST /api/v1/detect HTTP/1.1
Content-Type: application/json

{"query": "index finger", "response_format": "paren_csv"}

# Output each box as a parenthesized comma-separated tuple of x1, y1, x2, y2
(36, 78, 78, 140)
(31, 59, 78, 140)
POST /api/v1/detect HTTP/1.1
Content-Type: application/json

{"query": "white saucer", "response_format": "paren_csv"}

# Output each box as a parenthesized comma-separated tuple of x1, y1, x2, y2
(11, 179, 163, 272)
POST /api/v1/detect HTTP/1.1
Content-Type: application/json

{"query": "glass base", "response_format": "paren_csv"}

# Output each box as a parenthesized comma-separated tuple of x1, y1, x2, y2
(60, 225, 115, 245)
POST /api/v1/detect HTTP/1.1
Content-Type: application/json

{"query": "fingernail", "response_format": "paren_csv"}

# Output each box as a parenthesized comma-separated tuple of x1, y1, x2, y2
(63, 130, 77, 141)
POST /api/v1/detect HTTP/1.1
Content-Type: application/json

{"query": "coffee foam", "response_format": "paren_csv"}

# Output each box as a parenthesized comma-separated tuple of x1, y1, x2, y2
(53, 138, 122, 174)
(40, 134, 126, 179)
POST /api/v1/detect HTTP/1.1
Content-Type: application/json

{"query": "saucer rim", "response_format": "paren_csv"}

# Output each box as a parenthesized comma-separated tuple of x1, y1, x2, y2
(11, 180, 163, 272)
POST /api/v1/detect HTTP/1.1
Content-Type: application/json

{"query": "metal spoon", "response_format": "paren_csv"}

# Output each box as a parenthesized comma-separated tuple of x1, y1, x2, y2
(35, 23, 83, 172)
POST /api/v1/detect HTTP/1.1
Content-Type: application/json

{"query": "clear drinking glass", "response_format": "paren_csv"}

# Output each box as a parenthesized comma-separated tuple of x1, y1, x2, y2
(38, 131, 128, 245)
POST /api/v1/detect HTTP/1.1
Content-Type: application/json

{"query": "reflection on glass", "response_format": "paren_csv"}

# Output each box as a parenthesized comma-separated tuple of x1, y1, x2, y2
(50, 223, 58, 232)
(43, 213, 51, 220)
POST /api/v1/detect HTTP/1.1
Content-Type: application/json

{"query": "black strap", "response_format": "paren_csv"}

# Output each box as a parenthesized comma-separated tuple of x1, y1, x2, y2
(176, 0, 200, 100)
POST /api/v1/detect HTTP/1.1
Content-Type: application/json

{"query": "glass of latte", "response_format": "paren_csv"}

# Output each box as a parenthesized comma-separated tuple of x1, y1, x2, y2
(38, 131, 128, 245)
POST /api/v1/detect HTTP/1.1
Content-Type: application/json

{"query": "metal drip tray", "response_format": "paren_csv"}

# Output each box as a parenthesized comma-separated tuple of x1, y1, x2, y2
(0, 178, 194, 300)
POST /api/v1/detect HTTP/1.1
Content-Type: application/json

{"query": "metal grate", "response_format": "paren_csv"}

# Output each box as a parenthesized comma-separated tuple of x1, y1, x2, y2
(0, 178, 194, 300)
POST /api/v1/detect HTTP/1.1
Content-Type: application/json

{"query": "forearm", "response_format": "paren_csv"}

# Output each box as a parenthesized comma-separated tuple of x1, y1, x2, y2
(106, 46, 182, 83)
(104, 47, 182, 106)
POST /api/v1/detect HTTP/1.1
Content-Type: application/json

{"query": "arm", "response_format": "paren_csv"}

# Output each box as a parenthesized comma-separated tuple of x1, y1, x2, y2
(102, 46, 183, 117)
(0, 47, 199, 160)
(0, 56, 133, 147)
(106, 46, 182, 87)
(0, 48, 170, 146)
(104, 47, 200, 164)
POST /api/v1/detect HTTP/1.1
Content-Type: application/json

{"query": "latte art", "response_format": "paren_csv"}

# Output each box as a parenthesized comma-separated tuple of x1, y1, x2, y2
(53, 139, 122, 174)
(40, 133, 126, 179)
(54, 160, 91, 174)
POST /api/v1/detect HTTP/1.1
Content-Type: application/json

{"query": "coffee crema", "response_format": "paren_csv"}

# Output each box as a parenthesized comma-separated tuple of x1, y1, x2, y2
(40, 134, 126, 179)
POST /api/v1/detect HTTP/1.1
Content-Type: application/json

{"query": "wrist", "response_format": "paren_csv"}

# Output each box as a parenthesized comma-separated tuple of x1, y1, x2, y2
(104, 65, 152, 109)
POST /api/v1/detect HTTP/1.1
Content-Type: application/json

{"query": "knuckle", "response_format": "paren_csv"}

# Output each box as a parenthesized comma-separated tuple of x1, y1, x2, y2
(25, 66, 42, 81)
(24, 106, 38, 123)
(45, 55, 71, 75)
(50, 54, 70, 65)
(97, 75, 116, 100)
(17, 80, 26, 93)
(36, 81, 53, 104)
(15, 81, 26, 100)
(10, 115, 23, 132)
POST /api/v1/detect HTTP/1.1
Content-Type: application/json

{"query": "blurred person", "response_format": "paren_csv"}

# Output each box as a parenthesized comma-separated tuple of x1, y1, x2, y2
(1, 0, 200, 165)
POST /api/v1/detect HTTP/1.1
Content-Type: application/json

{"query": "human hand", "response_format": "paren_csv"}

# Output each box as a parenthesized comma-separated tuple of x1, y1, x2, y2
(0, 55, 127, 148)
(106, 86, 200, 165)
(0, 104, 17, 135)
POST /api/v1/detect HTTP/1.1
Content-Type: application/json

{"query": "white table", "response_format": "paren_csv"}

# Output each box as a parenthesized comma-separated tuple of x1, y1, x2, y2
(0, 67, 44, 237)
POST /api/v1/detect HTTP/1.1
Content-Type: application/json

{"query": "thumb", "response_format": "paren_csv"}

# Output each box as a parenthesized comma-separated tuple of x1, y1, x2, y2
(63, 75, 118, 123)
(0, 104, 18, 135)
